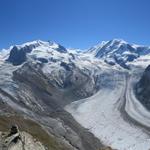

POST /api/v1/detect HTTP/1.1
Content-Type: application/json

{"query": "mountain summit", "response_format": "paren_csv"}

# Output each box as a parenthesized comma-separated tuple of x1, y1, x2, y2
(6, 40, 67, 65)
(88, 39, 150, 68)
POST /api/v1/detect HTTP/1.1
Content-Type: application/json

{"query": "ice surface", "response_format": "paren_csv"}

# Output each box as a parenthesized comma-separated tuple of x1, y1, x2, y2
(66, 71, 150, 150)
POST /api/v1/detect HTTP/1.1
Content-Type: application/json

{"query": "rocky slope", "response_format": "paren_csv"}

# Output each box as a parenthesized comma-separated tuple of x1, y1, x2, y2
(136, 65, 150, 110)
(0, 115, 81, 150)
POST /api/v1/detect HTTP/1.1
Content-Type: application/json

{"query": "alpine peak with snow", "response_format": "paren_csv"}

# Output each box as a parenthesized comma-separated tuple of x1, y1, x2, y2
(1, 39, 150, 150)
(88, 39, 150, 68)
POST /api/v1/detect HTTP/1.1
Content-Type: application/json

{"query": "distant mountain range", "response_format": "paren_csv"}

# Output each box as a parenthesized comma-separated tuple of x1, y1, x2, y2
(1, 39, 150, 68)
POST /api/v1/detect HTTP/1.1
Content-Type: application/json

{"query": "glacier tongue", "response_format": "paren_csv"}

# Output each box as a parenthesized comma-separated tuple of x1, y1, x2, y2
(65, 69, 150, 150)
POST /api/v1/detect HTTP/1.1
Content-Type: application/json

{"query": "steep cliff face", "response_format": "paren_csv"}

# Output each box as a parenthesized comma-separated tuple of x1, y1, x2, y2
(136, 65, 150, 110)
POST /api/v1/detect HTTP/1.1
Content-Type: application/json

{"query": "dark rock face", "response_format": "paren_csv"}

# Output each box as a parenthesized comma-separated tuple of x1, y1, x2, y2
(56, 44, 67, 53)
(60, 62, 72, 71)
(6, 44, 38, 65)
(7, 46, 27, 65)
(37, 58, 48, 63)
(9, 125, 19, 136)
(126, 54, 137, 62)
(136, 65, 150, 110)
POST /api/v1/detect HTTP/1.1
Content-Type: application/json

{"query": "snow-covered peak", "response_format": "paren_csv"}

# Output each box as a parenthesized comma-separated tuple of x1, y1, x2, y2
(110, 38, 127, 43)
(6, 40, 68, 65)
(87, 39, 150, 68)
(10, 40, 67, 53)
(87, 39, 127, 55)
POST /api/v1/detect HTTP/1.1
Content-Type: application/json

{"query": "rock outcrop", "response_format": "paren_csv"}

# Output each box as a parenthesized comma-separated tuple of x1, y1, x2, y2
(136, 65, 150, 110)
(0, 125, 46, 150)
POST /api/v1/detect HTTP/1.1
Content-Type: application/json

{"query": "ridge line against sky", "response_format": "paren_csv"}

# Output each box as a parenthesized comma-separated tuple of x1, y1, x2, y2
(0, 0, 150, 49)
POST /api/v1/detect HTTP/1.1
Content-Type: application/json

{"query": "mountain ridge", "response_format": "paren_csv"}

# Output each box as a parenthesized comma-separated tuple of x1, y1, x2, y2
(1, 38, 150, 69)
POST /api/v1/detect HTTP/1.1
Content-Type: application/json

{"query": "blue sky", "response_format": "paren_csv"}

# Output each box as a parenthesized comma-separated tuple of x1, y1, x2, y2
(0, 0, 150, 49)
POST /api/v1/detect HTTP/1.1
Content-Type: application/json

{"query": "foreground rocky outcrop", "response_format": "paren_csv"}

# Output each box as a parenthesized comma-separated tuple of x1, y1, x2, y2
(0, 125, 45, 150)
